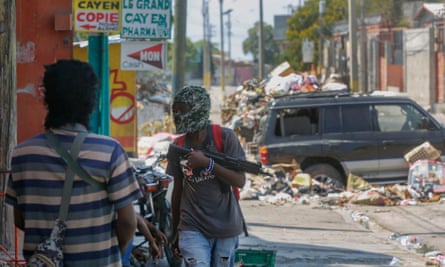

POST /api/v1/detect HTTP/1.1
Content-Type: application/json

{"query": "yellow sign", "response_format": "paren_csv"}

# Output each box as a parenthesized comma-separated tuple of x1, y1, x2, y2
(74, 41, 137, 156)
(73, 0, 120, 33)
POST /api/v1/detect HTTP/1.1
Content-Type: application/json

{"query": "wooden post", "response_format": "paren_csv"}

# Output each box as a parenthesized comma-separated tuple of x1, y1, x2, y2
(0, 0, 17, 257)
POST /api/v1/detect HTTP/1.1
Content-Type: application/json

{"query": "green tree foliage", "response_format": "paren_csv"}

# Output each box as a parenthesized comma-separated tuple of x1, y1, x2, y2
(365, 0, 403, 27)
(285, 0, 347, 71)
(242, 21, 280, 65)
(284, 0, 423, 70)
(166, 37, 199, 72)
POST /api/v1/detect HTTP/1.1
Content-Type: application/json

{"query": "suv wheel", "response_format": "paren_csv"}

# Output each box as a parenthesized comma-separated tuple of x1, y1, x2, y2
(305, 164, 344, 189)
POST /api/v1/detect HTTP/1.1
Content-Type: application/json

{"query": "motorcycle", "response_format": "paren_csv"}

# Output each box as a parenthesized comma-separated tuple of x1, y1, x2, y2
(132, 154, 183, 267)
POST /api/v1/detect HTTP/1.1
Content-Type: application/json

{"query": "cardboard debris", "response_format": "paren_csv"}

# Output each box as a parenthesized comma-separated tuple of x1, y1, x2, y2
(346, 173, 371, 192)
(271, 160, 300, 170)
(268, 61, 295, 78)
(404, 141, 441, 164)
(350, 190, 388, 206)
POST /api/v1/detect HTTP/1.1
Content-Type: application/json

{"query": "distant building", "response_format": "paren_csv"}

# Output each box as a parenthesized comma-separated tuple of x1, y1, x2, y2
(413, 3, 445, 27)
(212, 54, 255, 86)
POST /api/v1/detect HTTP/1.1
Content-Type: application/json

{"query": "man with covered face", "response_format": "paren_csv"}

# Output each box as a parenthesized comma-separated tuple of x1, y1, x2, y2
(166, 86, 246, 267)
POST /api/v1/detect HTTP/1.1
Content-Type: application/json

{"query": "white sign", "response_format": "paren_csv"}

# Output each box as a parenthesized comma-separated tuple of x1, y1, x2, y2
(121, 41, 167, 71)
(302, 39, 314, 63)
(73, 0, 120, 33)
(121, 0, 172, 39)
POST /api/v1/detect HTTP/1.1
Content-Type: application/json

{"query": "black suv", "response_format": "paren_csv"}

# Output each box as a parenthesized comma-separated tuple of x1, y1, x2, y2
(252, 91, 445, 187)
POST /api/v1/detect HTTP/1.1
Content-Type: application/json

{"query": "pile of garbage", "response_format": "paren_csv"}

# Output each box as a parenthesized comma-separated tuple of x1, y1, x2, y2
(238, 141, 444, 207)
(222, 61, 348, 145)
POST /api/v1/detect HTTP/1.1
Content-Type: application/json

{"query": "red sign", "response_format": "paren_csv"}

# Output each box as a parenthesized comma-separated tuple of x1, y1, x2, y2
(120, 42, 167, 71)
(76, 12, 118, 30)
(127, 43, 163, 69)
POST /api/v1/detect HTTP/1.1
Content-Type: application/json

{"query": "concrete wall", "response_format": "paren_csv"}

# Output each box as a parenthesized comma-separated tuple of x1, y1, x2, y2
(16, 0, 73, 143)
(404, 27, 435, 108)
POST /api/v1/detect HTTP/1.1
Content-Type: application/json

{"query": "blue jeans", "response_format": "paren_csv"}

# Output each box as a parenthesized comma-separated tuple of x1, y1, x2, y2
(121, 239, 133, 266)
(178, 230, 238, 267)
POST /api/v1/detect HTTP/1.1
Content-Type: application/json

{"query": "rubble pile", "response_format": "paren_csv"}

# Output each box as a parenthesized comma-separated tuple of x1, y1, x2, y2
(221, 61, 349, 148)
(239, 142, 444, 206)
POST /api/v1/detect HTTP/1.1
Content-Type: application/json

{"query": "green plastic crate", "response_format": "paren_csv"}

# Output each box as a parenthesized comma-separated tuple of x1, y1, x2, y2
(235, 249, 276, 267)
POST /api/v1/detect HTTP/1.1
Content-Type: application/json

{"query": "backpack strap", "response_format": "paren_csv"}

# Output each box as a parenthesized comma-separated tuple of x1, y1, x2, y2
(174, 134, 186, 146)
(211, 124, 223, 152)
(210, 124, 241, 201)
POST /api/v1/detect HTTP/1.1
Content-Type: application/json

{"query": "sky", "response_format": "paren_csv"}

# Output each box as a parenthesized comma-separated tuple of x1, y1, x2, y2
(185, 0, 305, 61)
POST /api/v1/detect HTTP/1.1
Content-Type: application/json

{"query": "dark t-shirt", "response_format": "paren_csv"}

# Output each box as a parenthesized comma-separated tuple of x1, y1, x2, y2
(166, 126, 245, 238)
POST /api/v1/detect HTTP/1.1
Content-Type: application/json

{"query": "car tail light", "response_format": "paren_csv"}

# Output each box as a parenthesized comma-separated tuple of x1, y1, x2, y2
(259, 146, 269, 165)
(159, 177, 172, 189)
(145, 182, 159, 192)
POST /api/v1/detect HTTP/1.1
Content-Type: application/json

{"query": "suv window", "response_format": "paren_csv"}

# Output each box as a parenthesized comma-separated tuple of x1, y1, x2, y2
(273, 107, 319, 137)
(324, 106, 340, 133)
(342, 105, 374, 132)
(375, 104, 428, 132)
(323, 104, 374, 133)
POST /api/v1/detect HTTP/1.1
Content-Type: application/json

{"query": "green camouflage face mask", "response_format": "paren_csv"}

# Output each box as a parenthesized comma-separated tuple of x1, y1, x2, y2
(173, 86, 211, 134)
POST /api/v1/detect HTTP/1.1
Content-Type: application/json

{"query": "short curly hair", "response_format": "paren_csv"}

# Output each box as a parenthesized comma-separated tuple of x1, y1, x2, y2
(43, 59, 100, 130)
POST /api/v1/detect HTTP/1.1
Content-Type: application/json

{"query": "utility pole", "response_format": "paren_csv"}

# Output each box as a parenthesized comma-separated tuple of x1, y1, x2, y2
(0, 0, 16, 254)
(319, 0, 325, 78)
(359, 0, 367, 93)
(348, 0, 359, 92)
(258, 0, 265, 80)
(172, 0, 187, 96)
(202, 0, 211, 89)
(224, 9, 233, 86)
(219, 0, 226, 101)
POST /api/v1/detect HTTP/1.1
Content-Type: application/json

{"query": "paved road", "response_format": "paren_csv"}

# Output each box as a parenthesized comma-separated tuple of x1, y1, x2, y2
(140, 198, 444, 267)
(349, 201, 445, 254)
(238, 199, 432, 267)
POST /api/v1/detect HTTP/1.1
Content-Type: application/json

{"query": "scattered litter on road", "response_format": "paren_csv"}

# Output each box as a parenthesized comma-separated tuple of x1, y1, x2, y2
(350, 211, 370, 229)
(389, 256, 401, 266)
(395, 235, 423, 250)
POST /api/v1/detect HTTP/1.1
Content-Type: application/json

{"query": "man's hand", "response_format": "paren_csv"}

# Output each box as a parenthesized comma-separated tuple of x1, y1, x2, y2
(172, 234, 182, 259)
(149, 240, 163, 259)
(185, 150, 210, 169)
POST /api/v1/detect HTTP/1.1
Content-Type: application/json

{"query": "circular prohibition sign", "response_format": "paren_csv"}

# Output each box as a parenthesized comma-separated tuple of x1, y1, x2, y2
(110, 91, 136, 124)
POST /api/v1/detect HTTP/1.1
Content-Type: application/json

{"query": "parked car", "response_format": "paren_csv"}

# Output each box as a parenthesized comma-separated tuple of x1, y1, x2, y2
(252, 91, 445, 188)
